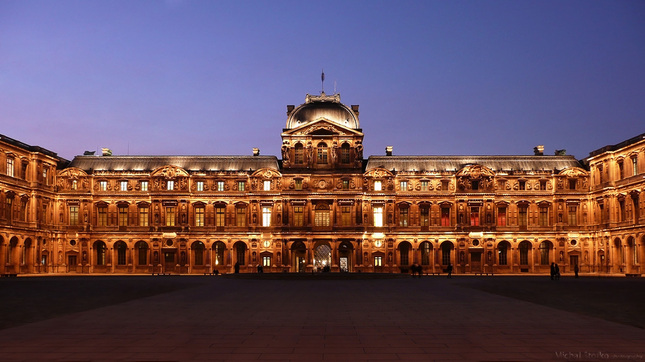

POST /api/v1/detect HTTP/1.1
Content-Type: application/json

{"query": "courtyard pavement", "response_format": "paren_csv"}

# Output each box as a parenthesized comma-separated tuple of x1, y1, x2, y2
(0, 274, 644, 361)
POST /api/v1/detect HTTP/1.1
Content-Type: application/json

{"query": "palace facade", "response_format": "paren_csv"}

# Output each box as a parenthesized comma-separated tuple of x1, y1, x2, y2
(1, 92, 644, 275)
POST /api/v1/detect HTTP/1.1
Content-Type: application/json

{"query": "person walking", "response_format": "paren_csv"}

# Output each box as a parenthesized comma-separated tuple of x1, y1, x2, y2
(554, 263, 560, 280)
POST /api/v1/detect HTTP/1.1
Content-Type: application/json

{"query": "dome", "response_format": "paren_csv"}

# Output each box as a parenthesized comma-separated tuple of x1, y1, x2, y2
(285, 93, 359, 129)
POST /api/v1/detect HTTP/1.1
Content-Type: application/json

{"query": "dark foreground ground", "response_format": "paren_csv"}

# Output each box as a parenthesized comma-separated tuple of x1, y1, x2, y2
(0, 274, 644, 361)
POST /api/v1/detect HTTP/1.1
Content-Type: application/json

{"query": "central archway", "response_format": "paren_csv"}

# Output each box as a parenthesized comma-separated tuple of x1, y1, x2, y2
(314, 244, 331, 272)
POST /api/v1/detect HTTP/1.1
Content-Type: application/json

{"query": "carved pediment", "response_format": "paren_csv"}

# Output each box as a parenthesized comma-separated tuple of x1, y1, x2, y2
(558, 167, 588, 177)
(456, 164, 495, 178)
(364, 168, 394, 179)
(283, 119, 362, 137)
(58, 167, 88, 178)
(151, 165, 189, 178)
(251, 168, 282, 179)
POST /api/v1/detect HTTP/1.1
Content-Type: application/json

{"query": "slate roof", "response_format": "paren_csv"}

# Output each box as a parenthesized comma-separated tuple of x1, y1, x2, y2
(365, 155, 583, 173)
(68, 155, 280, 173)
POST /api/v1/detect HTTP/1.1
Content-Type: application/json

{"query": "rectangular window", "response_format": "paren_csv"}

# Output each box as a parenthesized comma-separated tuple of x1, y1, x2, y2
(71, 180, 78, 190)
(568, 205, 577, 226)
(618, 162, 624, 179)
(238, 181, 245, 191)
(633, 157, 638, 176)
(43, 167, 49, 185)
(373, 206, 383, 227)
(497, 207, 507, 226)
(195, 206, 205, 227)
(262, 206, 271, 227)
(236, 207, 246, 226)
(619, 200, 626, 222)
(421, 181, 428, 191)
(215, 206, 225, 227)
(374, 256, 382, 267)
(6, 158, 14, 177)
(120, 181, 128, 191)
(341, 206, 351, 226)
(295, 179, 302, 190)
(293, 206, 304, 227)
(441, 206, 450, 226)
(340, 146, 350, 163)
(539, 206, 549, 226)
(539, 180, 547, 190)
(262, 256, 271, 267)
(140, 181, 148, 191)
(374, 181, 382, 191)
(420, 207, 429, 227)
(100, 181, 107, 191)
(196, 181, 204, 192)
(342, 180, 349, 190)
(5, 198, 12, 221)
(165, 207, 176, 226)
(315, 210, 330, 227)
(69, 206, 79, 225)
(441, 180, 449, 191)
(138, 206, 149, 226)
(167, 180, 174, 191)
(263, 180, 271, 191)
(400, 181, 408, 191)
(519, 180, 526, 190)
(399, 207, 409, 227)
(518, 206, 528, 226)
(569, 179, 576, 190)
(118, 206, 128, 226)
(217, 181, 225, 191)
(470, 206, 480, 226)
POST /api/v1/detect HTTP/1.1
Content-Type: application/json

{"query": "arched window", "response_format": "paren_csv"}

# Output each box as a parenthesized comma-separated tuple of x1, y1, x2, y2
(340, 143, 350, 164)
(317, 143, 328, 164)
(498, 241, 510, 266)
(136, 241, 148, 265)
(115, 241, 127, 265)
(539, 241, 552, 265)
(95, 241, 106, 266)
(294, 143, 304, 164)
(213, 241, 226, 266)
(519, 241, 531, 265)
(441, 242, 452, 265)
(399, 242, 410, 266)
(314, 204, 330, 227)
(193, 241, 205, 266)
(420, 241, 432, 265)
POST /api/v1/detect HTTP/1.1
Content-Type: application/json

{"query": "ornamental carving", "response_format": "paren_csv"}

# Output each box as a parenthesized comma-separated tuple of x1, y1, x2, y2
(364, 168, 393, 179)
(151, 165, 189, 178)
(58, 168, 88, 178)
(558, 167, 589, 177)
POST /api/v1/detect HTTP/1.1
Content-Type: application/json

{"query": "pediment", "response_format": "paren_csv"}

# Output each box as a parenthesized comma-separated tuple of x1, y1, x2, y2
(364, 168, 394, 178)
(251, 168, 282, 179)
(558, 167, 588, 177)
(456, 164, 495, 178)
(151, 165, 189, 178)
(282, 119, 363, 137)
(58, 167, 88, 178)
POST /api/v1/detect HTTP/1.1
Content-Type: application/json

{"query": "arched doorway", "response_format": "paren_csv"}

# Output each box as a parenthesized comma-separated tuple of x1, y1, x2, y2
(538, 240, 553, 272)
(440, 241, 453, 272)
(313, 242, 331, 272)
(191, 241, 205, 273)
(518, 240, 532, 272)
(497, 241, 511, 271)
(626, 236, 636, 273)
(212, 241, 227, 273)
(93, 240, 107, 272)
(338, 241, 354, 272)
(291, 241, 306, 272)
(613, 237, 623, 273)
(398, 241, 412, 272)
(114, 241, 127, 271)
(134, 241, 149, 272)
(233, 241, 247, 272)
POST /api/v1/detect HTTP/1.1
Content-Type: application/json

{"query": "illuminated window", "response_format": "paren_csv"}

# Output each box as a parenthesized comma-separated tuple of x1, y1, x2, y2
(120, 181, 128, 191)
(374, 181, 382, 191)
(69, 206, 79, 225)
(217, 181, 225, 191)
(238, 181, 245, 191)
(236, 206, 246, 226)
(118, 205, 128, 226)
(99, 181, 107, 191)
(195, 206, 205, 227)
(470, 206, 479, 226)
(400, 181, 408, 191)
(374, 256, 382, 267)
(293, 206, 304, 227)
(215, 206, 225, 227)
(317, 143, 328, 164)
(196, 181, 204, 192)
(399, 206, 409, 227)
(373, 206, 383, 227)
(262, 207, 271, 227)
(140, 181, 148, 191)
(43, 167, 49, 185)
(167, 180, 174, 191)
(138, 205, 149, 226)
(342, 180, 349, 190)
(262, 256, 271, 267)
(633, 157, 638, 176)
(341, 206, 351, 226)
(165, 207, 176, 226)
(71, 180, 78, 190)
(497, 206, 506, 226)
(421, 180, 428, 191)
(6, 158, 14, 177)
(263, 180, 271, 191)
(441, 206, 451, 226)
(420, 206, 429, 227)
(295, 179, 302, 190)
(294, 143, 304, 164)
(340, 143, 350, 163)
(315, 206, 330, 227)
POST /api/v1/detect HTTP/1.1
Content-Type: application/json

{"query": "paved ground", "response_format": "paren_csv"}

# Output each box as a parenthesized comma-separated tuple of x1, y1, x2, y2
(0, 274, 644, 361)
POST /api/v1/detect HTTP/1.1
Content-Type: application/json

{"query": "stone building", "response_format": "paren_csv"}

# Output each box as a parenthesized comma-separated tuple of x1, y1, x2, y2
(1, 92, 644, 275)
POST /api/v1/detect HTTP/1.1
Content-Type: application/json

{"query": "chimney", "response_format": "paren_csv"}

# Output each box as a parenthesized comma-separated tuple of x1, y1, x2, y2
(351, 105, 359, 117)
(385, 146, 393, 156)
(101, 148, 112, 156)
(286, 105, 294, 116)
(252, 148, 260, 156)
(533, 145, 544, 156)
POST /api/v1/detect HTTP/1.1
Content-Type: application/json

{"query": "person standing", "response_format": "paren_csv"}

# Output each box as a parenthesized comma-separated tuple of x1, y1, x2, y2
(555, 263, 560, 280)
(574, 263, 579, 278)
(447, 264, 453, 279)
(550, 262, 556, 280)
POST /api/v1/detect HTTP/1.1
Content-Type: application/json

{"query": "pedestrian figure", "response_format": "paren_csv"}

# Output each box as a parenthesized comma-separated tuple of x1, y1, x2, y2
(234, 262, 240, 274)
(257, 264, 263, 273)
(574, 263, 579, 278)
(447, 264, 453, 278)
(555, 263, 560, 280)
(550, 262, 556, 280)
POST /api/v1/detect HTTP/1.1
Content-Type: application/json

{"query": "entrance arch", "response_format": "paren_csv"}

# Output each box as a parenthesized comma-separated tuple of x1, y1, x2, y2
(398, 241, 412, 269)
(338, 241, 354, 272)
(313, 242, 331, 272)
(291, 241, 306, 272)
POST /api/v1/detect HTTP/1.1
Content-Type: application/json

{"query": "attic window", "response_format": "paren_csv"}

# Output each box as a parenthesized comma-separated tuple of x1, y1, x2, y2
(317, 143, 328, 164)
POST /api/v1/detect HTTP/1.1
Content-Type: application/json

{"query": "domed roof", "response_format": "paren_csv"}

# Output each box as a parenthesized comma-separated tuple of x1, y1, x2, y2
(285, 92, 359, 130)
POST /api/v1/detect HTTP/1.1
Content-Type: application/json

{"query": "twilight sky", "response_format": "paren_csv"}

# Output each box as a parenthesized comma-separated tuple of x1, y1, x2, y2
(1, 0, 644, 161)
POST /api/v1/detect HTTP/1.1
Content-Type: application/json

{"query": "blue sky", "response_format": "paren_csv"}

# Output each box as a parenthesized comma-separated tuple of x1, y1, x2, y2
(1, 0, 644, 161)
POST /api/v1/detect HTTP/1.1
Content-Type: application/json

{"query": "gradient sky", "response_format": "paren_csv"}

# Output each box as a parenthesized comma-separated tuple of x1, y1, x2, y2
(1, 0, 644, 161)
